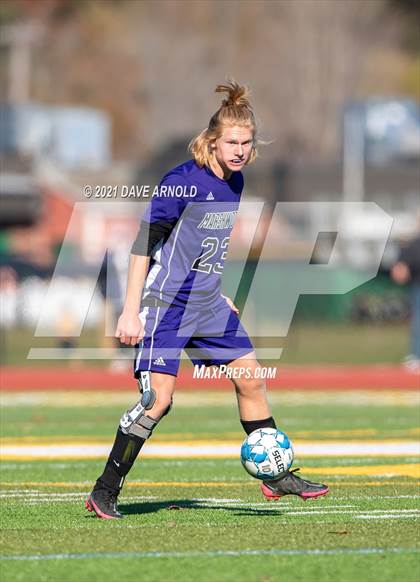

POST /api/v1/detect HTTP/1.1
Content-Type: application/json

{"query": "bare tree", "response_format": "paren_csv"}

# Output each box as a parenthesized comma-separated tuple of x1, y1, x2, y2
(1, 0, 408, 162)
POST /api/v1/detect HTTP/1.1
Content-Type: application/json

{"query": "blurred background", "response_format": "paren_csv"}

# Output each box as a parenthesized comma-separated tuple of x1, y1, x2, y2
(0, 0, 419, 371)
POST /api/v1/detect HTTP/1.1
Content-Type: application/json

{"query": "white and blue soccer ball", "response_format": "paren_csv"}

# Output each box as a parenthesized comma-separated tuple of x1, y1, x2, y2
(240, 428, 294, 480)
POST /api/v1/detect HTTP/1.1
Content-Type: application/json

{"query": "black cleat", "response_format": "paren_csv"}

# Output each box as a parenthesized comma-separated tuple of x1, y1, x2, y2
(261, 468, 329, 500)
(85, 486, 123, 519)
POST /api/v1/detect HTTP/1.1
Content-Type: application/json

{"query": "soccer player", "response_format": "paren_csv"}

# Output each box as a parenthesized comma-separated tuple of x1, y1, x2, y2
(86, 80, 329, 519)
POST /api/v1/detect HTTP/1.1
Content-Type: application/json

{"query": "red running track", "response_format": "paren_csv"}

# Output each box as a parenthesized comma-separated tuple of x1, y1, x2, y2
(0, 365, 418, 391)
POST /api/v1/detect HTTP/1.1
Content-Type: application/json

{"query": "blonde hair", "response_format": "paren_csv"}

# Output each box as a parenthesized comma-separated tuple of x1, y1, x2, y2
(189, 79, 258, 168)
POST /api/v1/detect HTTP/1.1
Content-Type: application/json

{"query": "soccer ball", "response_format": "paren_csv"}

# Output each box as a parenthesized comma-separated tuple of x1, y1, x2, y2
(240, 428, 294, 480)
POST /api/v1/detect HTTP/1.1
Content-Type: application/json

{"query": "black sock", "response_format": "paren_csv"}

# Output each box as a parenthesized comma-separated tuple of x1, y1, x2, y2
(96, 428, 146, 492)
(241, 416, 277, 435)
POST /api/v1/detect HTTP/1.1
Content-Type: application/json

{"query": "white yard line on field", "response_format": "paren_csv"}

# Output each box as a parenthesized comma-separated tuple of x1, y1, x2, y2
(1, 547, 419, 562)
(0, 492, 89, 498)
(2, 490, 418, 521)
(281, 509, 420, 516)
(344, 495, 420, 500)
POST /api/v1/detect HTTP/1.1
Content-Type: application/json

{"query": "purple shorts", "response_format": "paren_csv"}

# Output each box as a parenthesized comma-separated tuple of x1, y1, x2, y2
(134, 297, 254, 377)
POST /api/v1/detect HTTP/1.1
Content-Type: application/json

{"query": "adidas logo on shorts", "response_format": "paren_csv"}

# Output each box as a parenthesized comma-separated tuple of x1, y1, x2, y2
(153, 357, 166, 366)
(206, 192, 214, 200)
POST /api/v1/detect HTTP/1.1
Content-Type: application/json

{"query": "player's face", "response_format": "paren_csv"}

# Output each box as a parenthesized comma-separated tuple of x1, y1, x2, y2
(212, 126, 254, 176)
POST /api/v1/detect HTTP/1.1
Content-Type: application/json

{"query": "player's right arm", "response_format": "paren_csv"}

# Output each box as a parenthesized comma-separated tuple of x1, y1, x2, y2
(115, 254, 150, 346)
(116, 218, 174, 346)
(116, 175, 188, 345)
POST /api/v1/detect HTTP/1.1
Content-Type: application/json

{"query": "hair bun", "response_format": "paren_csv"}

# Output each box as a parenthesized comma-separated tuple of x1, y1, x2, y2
(215, 79, 252, 109)
(189, 78, 259, 168)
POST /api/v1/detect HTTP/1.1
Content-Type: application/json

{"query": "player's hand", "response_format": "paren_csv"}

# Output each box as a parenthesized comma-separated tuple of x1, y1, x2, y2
(221, 294, 239, 314)
(115, 311, 144, 346)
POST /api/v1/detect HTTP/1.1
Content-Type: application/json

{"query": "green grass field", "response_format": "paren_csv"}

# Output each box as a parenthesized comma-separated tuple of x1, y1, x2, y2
(1, 389, 419, 582)
(1, 322, 409, 367)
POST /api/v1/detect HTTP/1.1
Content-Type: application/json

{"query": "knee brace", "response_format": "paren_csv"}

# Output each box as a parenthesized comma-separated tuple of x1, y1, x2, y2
(119, 371, 158, 439)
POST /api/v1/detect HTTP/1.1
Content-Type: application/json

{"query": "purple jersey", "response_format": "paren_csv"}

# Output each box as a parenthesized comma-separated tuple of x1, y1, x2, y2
(142, 160, 243, 308)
